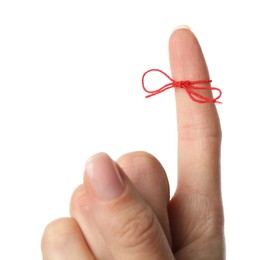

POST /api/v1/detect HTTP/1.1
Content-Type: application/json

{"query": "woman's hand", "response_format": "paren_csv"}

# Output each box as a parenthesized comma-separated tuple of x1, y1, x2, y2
(41, 27, 225, 260)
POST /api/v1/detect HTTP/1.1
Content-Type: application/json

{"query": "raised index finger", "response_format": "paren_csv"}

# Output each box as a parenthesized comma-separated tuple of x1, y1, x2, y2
(168, 27, 224, 254)
(171, 27, 222, 194)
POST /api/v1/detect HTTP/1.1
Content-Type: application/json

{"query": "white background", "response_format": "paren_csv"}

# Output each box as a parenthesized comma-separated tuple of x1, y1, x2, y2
(0, 0, 267, 259)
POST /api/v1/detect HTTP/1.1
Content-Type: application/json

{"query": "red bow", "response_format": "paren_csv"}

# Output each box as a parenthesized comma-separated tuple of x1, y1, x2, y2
(142, 69, 222, 104)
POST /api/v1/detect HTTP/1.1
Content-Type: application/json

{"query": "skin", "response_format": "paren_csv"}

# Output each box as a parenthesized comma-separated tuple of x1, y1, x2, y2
(41, 27, 225, 259)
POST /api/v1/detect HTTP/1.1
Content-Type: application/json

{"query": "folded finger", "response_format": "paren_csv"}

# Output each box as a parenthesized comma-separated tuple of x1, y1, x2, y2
(41, 217, 95, 260)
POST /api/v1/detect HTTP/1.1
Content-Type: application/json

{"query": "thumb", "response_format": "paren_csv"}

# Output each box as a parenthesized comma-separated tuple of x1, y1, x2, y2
(83, 153, 174, 260)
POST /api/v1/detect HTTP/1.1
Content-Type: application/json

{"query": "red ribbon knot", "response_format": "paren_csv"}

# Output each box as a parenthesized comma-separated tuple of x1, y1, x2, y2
(142, 69, 222, 104)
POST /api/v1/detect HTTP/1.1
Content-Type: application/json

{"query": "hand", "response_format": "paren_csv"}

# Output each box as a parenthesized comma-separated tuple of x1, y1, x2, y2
(41, 27, 225, 260)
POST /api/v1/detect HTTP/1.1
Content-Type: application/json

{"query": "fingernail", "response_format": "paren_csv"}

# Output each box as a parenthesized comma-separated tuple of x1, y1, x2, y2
(172, 25, 191, 32)
(85, 153, 125, 201)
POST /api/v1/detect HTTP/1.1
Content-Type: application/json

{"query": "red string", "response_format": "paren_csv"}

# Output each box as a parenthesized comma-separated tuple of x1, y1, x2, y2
(142, 69, 222, 104)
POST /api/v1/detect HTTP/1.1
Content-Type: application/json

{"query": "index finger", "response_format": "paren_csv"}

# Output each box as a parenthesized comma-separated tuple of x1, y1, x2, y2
(170, 26, 222, 196)
(168, 27, 224, 253)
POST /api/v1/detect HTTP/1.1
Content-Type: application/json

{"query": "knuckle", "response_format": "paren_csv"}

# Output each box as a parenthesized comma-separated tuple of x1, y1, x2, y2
(179, 121, 222, 142)
(117, 152, 170, 199)
(178, 188, 224, 242)
(112, 203, 160, 249)
(118, 151, 164, 171)
(69, 185, 90, 215)
(41, 218, 78, 251)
